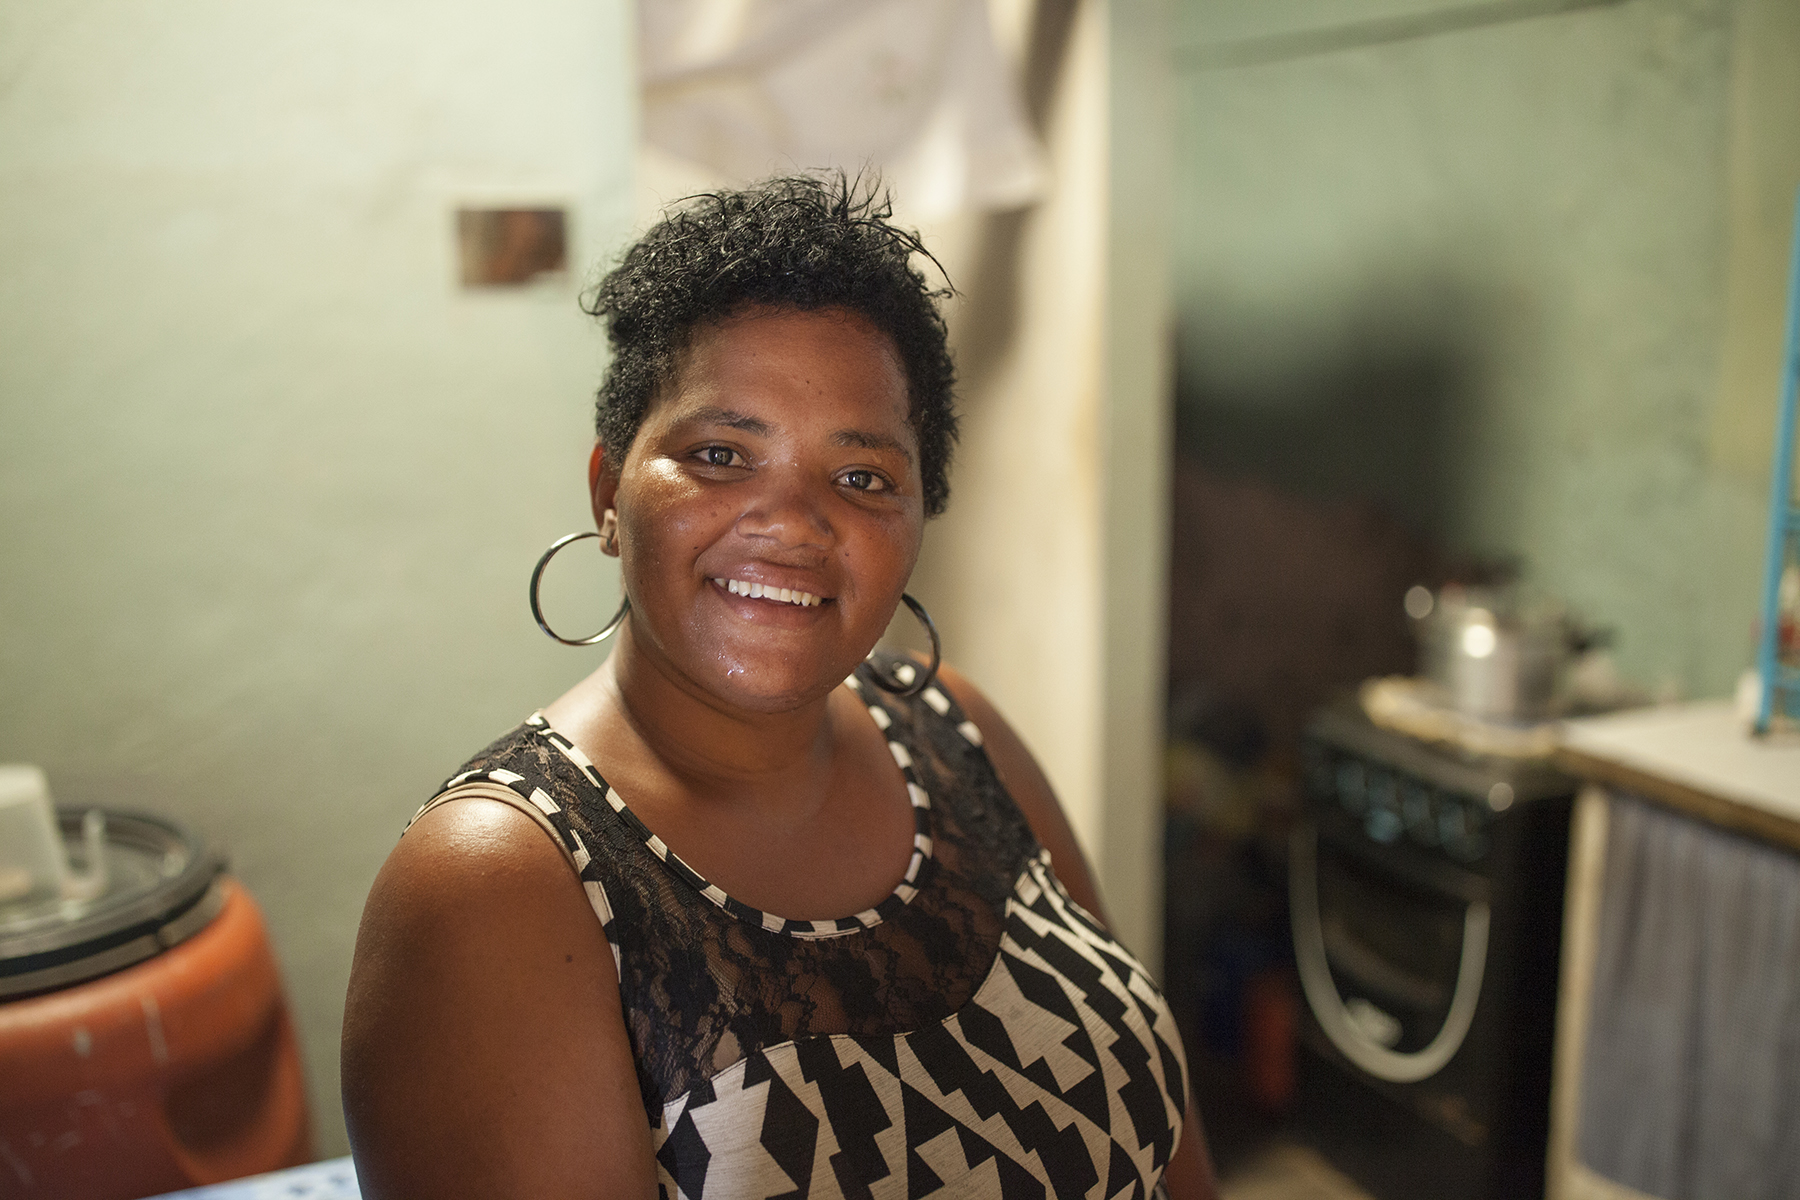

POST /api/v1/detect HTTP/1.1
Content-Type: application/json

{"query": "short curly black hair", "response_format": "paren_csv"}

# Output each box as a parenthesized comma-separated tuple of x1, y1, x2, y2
(583, 173, 959, 517)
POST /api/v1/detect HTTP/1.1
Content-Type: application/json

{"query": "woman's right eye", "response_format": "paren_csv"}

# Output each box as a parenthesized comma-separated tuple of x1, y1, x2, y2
(699, 446, 740, 467)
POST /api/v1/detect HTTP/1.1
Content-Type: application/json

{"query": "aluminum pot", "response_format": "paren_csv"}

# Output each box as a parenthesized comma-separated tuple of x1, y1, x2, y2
(1408, 586, 1568, 721)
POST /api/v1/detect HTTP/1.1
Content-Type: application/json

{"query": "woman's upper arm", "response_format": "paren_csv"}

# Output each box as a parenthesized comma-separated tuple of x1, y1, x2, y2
(341, 799, 655, 1200)
(933, 663, 1111, 925)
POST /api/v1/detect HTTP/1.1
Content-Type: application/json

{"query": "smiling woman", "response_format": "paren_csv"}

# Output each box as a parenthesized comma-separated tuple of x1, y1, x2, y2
(339, 175, 1216, 1200)
(596, 307, 922, 719)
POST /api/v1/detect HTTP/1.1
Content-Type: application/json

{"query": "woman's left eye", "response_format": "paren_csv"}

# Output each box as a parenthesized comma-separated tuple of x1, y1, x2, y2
(839, 469, 889, 493)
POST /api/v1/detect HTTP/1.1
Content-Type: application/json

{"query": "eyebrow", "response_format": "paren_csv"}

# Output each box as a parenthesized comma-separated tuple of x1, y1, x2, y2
(684, 406, 773, 436)
(683, 406, 914, 463)
(833, 428, 914, 463)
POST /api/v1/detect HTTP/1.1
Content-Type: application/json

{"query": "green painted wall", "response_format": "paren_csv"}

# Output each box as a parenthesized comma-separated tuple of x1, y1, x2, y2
(1173, 0, 1792, 700)
(0, 0, 635, 1155)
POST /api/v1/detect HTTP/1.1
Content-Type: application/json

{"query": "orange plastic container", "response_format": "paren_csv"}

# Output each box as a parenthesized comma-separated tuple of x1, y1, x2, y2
(0, 879, 311, 1198)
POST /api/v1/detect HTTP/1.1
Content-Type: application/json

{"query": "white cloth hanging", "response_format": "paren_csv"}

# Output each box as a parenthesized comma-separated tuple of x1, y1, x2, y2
(640, 0, 1045, 216)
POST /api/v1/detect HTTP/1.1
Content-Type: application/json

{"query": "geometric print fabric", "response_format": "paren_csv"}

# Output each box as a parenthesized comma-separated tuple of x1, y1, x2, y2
(652, 854, 1188, 1200)
(421, 653, 1187, 1200)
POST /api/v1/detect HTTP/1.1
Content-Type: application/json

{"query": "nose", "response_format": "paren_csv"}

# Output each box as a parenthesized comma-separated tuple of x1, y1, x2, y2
(734, 466, 832, 551)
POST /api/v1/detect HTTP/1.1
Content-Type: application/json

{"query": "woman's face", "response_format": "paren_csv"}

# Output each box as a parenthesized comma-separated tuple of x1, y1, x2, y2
(596, 305, 925, 713)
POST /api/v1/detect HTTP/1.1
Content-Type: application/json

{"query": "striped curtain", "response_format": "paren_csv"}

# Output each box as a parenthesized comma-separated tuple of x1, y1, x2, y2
(1578, 793, 1800, 1199)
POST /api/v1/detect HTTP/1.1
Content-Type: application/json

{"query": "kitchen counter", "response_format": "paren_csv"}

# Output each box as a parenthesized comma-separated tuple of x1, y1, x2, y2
(1556, 700, 1800, 850)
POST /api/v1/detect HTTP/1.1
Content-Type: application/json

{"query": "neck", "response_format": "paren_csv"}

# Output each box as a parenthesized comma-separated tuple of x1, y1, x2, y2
(592, 622, 846, 796)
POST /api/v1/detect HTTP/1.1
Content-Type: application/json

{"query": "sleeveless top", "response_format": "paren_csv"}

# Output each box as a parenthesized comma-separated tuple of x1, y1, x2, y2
(414, 655, 1188, 1200)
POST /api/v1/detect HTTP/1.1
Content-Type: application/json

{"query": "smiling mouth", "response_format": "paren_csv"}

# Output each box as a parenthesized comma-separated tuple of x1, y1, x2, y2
(712, 578, 827, 607)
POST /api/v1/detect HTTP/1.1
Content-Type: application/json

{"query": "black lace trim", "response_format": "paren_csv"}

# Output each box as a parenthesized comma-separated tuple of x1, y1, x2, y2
(440, 653, 1042, 1121)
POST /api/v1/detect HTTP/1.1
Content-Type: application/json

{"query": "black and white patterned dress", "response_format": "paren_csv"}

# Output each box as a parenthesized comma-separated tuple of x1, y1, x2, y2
(413, 653, 1189, 1200)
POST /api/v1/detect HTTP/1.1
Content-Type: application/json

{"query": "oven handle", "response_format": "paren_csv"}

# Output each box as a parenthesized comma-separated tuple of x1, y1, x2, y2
(1290, 821, 1489, 1083)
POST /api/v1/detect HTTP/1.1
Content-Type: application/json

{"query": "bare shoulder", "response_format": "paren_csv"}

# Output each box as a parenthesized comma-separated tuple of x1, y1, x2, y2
(932, 663, 1110, 925)
(342, 798, 654, 1200)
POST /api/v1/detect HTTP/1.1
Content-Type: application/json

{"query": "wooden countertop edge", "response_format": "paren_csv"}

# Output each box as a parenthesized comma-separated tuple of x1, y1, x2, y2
(1554, 744, 1800, 854)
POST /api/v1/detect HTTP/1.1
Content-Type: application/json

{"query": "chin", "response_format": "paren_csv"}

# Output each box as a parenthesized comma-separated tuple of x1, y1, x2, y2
(697, 645, 864, 714)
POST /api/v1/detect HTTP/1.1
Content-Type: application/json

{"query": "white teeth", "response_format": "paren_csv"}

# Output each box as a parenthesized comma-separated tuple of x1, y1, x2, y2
(712, 578, 822, 607)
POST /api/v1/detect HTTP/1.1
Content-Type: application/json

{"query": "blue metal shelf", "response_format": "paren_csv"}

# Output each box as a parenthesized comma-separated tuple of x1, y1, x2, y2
(1754, 189, 1800, 733)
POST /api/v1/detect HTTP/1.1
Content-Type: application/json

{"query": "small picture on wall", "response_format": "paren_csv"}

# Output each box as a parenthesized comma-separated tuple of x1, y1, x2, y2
(456, 207, 567, 287)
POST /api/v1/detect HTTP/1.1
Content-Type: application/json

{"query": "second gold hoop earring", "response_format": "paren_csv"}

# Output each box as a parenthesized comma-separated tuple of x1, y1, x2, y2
(868, 593, 941, 697)
(529, 531, 630, 646)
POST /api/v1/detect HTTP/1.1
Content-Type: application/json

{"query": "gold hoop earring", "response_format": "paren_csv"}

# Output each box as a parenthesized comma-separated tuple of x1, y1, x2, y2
(868, 594, 941, 697)
(528, 531, 629, 646)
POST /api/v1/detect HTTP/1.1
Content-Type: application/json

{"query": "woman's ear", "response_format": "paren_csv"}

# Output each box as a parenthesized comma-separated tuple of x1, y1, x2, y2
(588, 443, 619, 536)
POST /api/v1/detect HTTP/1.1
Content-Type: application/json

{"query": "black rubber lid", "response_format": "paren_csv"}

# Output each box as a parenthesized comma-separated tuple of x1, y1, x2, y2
(0, 809, 225, 999)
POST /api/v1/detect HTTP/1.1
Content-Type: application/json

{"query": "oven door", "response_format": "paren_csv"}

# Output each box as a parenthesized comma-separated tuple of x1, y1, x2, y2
(1291, 819, 1490, 1084)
